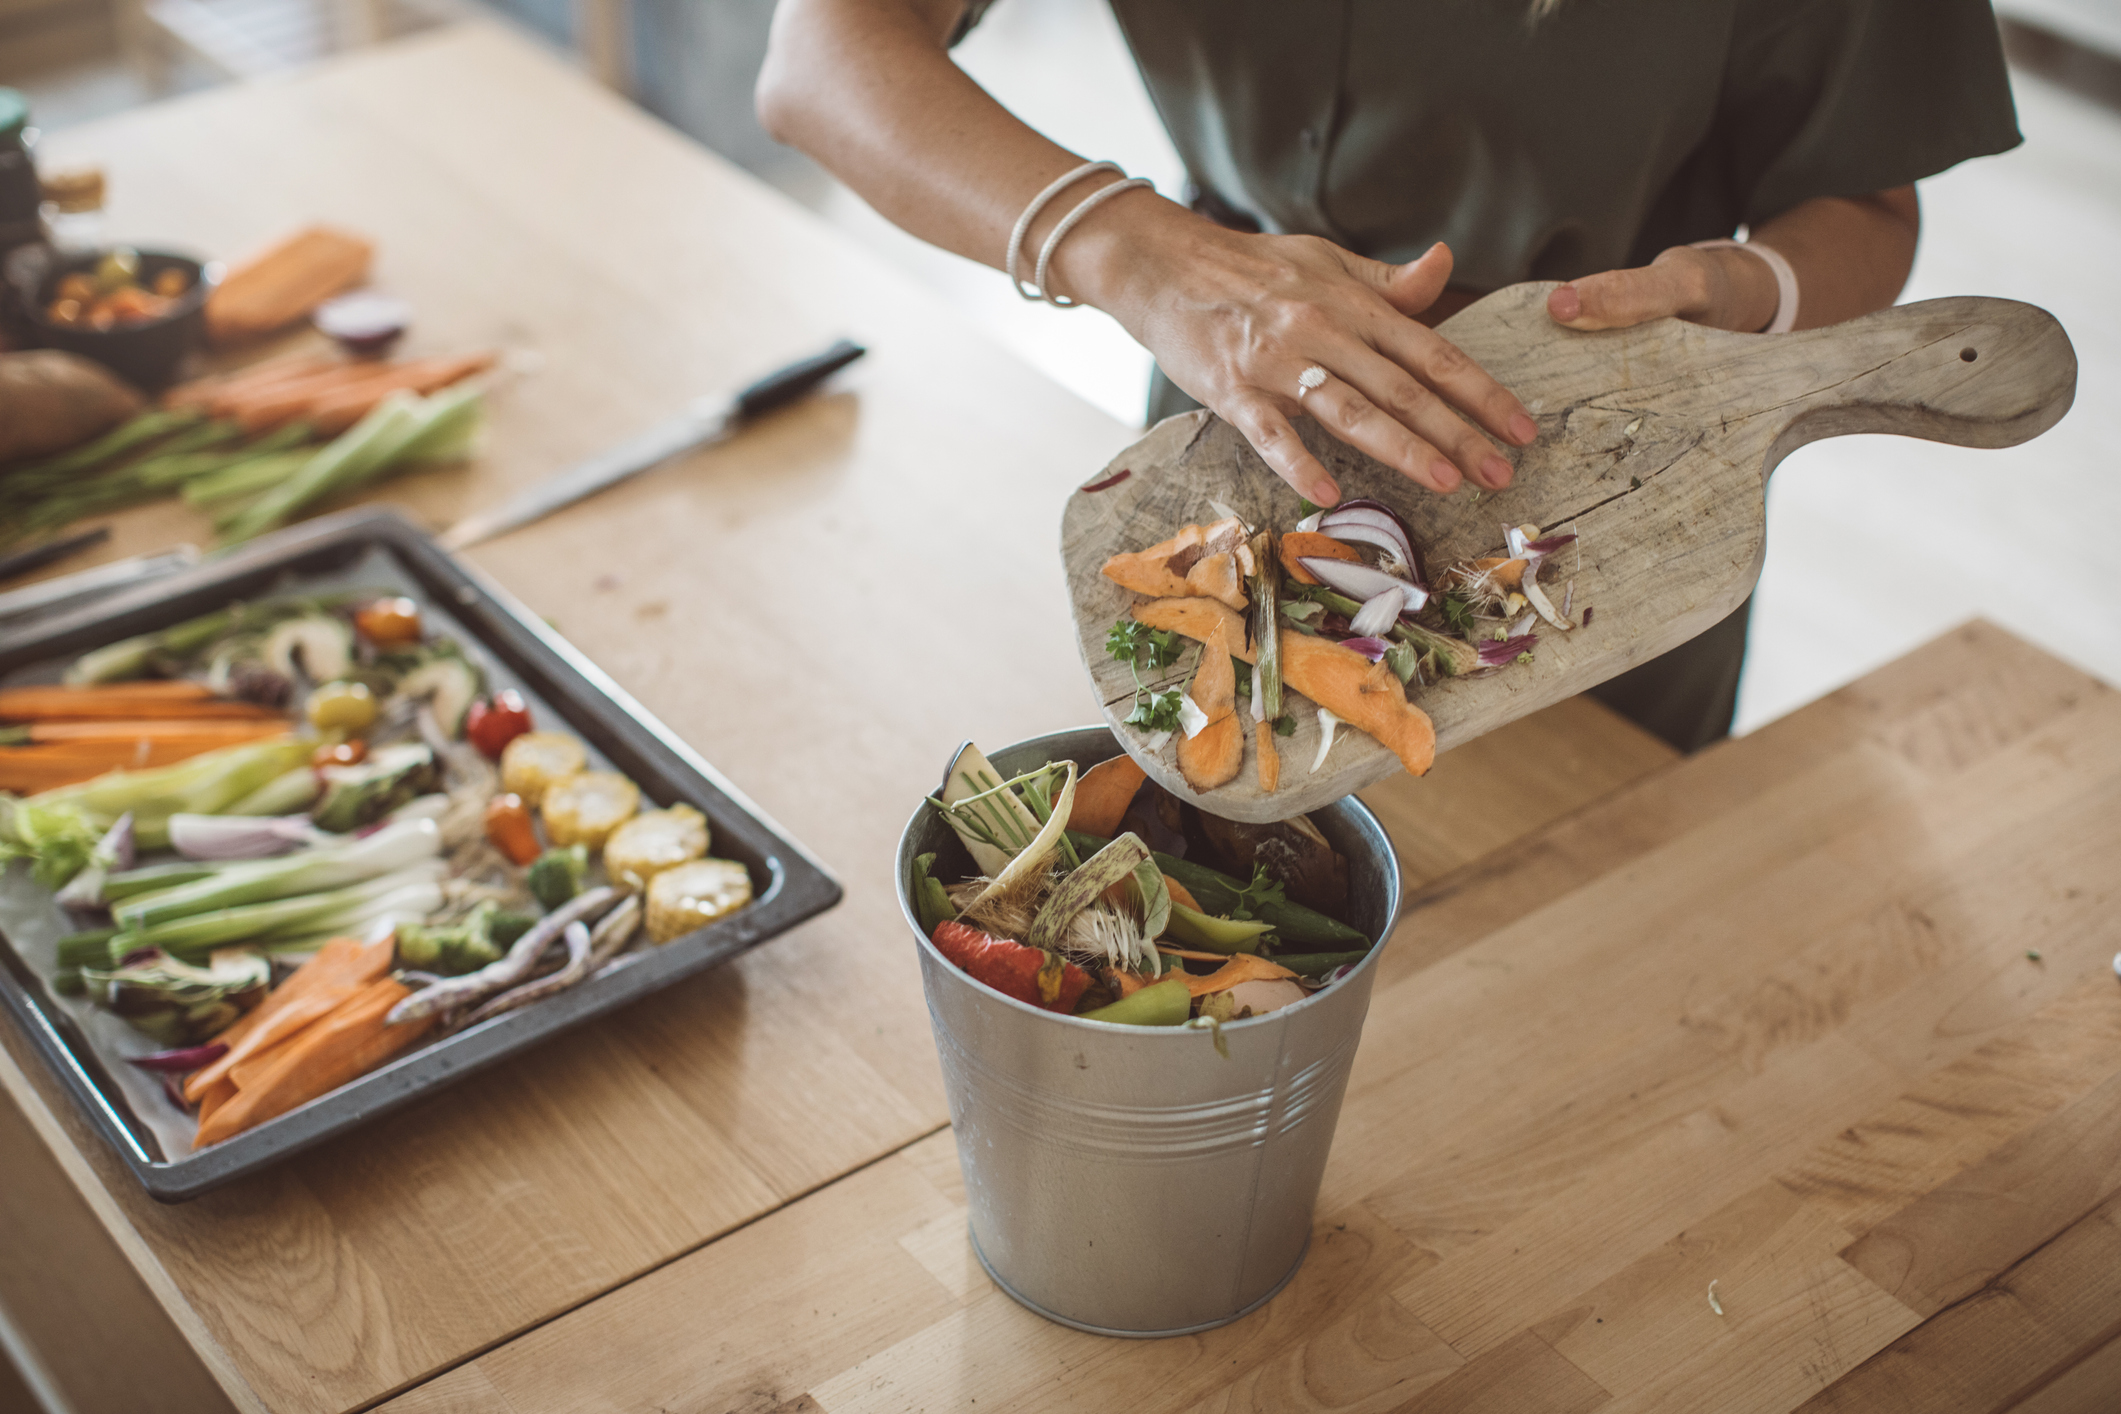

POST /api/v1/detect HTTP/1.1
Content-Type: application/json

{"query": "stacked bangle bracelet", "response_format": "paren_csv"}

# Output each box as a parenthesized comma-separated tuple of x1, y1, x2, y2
(1007, 160, 1154, 308)
(1690, 238, 1799, 333)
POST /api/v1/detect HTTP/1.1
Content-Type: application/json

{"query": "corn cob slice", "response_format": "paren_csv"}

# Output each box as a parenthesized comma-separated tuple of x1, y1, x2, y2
(540, 770, 639, 850)
(499, 731, 585, 805)
(603, 804, 709, 889)
(645, 858, 751, 943)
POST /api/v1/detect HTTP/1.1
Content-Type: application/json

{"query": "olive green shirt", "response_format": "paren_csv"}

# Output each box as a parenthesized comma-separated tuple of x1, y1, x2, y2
(965, 0, 2020, 290)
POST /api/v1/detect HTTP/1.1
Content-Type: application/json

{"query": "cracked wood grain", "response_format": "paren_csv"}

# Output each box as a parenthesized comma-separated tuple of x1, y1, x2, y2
(1061, 284, 2077, 822)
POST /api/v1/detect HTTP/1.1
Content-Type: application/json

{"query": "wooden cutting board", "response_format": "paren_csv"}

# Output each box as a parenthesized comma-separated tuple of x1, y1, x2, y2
(1061, 283, 2076, 823)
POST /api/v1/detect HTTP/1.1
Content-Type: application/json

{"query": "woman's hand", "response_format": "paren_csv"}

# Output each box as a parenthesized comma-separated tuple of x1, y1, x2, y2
(1546, 188, 1922, 336)
(1057, 199, 1539, 506)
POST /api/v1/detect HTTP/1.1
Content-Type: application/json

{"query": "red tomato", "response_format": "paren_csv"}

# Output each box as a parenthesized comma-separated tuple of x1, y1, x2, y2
(930, 921, 1091, 1013)
(311, 739, 368, 769)
(354, 597, 422, 647)
(465, 690, 533, 759)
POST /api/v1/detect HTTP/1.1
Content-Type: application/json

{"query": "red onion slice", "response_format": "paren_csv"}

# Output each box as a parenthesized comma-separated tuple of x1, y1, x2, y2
(127, 1041, 229, 1073)
(1320, 507, 1421, 582)
(1324, 500, 1427, 583)
(1299, 557, 1429, 614)
(1338, 636, 1392, 662)
(1477, 634, 1539, 666)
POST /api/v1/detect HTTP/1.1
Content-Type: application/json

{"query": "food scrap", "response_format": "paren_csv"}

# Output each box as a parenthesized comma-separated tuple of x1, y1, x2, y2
(0, 587, 754, 1148)
(913, 741, 1376, 1028)
(1097, 497, 1589, 792)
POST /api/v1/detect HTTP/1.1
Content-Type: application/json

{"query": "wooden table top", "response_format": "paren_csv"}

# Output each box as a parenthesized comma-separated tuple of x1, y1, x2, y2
(3, 23, 2118, 1414)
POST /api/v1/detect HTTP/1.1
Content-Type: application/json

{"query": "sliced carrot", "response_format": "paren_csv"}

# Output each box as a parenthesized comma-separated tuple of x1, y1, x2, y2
(192, 1077, 237, 1129)
(303, 352, 496, 435)
(1134, 595, 1436, 778)
(1130, 596, 1250, 664)
(0, 730, 293, 790)
(165, 355, 339, 411)
(1181, 551, 1247, 611)
(194, 976, 433, 1148)
(1256, 719, 1281, 793)
(1069, 754, 1148, 839)
(185, 934, 395, 1100)
(0, 683, 284, 722)
(1180, 952, 1298, 999)
(1161, 875, 1201, 913)
(1279, 532, 1363, 585)
(217, 364, 381, 431)
(1176, 639, 1243, 793)
(22, 720, 289, 745)
(1466, 557, 1528, 590)
(1101, 517, 1246, 602)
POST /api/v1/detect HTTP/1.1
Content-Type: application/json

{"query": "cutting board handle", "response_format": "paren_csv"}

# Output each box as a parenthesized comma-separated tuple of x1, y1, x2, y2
(1756, 296, 2077, 478)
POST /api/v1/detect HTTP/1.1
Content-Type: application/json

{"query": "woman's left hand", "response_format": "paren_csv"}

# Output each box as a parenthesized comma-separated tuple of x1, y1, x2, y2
(1545, 244, 1780, 334)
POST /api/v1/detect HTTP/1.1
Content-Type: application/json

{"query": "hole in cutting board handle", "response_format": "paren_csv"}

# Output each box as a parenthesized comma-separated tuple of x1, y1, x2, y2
(1961, 347, 1979, 362)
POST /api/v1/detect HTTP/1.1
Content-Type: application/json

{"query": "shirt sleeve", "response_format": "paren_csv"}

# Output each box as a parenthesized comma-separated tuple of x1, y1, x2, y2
(1724, 0, 2021, 224)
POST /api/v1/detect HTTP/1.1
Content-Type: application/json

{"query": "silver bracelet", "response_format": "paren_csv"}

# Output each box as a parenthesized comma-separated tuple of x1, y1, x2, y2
(1032, 177, 1154, 308)
(1007, 160, 1118, 301)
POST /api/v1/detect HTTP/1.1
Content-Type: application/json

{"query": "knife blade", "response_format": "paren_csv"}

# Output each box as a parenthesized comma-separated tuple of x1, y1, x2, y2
(438, 338, 866, 552)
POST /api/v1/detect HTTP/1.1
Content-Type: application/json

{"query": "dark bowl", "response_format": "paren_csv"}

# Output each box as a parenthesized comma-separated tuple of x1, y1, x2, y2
(4, 245, 218, 391)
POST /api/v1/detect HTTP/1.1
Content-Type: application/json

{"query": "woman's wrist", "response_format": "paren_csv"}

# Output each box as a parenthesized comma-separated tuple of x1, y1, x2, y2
(1691, 245, 1782, 333)
(1040, 183, 1212, 318)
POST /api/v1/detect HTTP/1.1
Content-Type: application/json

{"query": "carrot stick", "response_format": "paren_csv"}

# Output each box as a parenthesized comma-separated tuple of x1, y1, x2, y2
(221, 364, 395, 432)
(21, 720, 290, 745)
(0, 732, 292, 789)
(303, 352, 497, 435)
(0, 683, 284, 721)
(193, 977, 433, 1147)
(165, 356, 339, 412)
(186, 934, 394, 1100)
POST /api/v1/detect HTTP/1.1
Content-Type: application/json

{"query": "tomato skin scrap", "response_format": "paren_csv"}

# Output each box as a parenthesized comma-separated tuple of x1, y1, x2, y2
(930, 920, 1090, 1013)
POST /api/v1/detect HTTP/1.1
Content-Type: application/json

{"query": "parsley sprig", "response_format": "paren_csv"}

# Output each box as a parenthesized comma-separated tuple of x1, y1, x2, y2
(1225, 863, 1288, 921)
(1107, 618, 1190, 734)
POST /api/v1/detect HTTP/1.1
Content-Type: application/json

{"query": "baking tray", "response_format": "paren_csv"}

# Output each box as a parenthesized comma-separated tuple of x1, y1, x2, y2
(0, 507, 842, 1201)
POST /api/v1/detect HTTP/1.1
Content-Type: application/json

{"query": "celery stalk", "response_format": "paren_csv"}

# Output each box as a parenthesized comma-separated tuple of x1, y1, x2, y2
(218, 395, 426, 542)
(109, 865, 445, 959)
(115, 818, 442, 930)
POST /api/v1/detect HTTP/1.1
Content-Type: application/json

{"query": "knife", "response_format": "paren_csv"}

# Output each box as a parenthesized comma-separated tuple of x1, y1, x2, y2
(438, 338, 866, 552)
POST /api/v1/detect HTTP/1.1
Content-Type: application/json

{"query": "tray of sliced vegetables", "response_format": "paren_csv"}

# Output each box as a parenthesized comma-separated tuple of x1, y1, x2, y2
(0, 506, 840, 1200)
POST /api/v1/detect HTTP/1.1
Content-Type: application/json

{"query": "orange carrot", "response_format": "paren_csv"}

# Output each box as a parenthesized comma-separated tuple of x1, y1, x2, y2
(301, 352, 496, 435)
(216, 364, 380, 431)
(1180, 953, 1298, 999)
(1176, 639, 1243, 792)
(1161, 875, 1201, 913)
(193, 977, 433, 1147)
(20, 720, 289, 745)
(0, 682, 283, 722)
(1101, 517, 1247, 603)
(0, 736, 290, 791)
(1279, 532, 1363, 585)
(1133, 596, 1437, 778)
(186, 935, 395, 1100)
(1069, 754, 1148, 839)
(1255, 719, 1281, 793)
(165, 355, 339, 411)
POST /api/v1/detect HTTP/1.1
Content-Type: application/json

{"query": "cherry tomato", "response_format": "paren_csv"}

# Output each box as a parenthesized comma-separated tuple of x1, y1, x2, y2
(485, 793, 541, 866)
(311, 739, 368, 769)
(465, 690, 533, 760)
(354, 597, 422, 648)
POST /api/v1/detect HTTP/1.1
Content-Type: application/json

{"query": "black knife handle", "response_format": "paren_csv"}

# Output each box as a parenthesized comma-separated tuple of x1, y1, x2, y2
(733, 339, 867, 421)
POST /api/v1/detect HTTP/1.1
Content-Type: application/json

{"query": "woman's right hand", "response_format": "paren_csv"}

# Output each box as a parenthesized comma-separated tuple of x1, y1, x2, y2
(1057, 194, 1539, 506)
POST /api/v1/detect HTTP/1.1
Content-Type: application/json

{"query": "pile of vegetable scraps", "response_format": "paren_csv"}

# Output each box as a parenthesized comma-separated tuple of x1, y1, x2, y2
(0, 590, 753, 1149)
(910, 742, 1375, 1033)
(1100, 499, 1584, 793)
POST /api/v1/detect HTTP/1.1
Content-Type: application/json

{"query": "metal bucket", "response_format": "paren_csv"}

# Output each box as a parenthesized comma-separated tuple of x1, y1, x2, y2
(896, 726, 1402, 1337)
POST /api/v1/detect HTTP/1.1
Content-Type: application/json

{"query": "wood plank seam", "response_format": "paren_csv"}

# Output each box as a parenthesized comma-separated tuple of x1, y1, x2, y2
(355, 1119, 956, 1413)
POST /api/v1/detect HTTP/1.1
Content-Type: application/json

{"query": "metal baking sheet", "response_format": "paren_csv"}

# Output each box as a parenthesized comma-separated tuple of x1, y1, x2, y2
(0, 507, 842, 1201)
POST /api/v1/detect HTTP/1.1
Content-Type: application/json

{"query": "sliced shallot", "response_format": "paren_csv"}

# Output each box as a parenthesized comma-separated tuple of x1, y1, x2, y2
(1311, 707, 1344, 771)
(1338, 637, 1392, 662)
(1348, 588, 1406, 639)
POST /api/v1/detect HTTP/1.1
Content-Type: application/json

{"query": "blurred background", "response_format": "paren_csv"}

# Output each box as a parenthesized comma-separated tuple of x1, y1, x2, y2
(0, 0, 2113, 736)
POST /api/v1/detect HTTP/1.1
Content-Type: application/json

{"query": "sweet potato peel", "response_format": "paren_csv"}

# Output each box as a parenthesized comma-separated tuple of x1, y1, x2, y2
(1134, 596, 1435, 778)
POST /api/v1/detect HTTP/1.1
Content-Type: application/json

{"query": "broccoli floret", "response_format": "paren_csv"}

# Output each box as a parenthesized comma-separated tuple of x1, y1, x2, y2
(395, 901, 506, 975)
(527, 845, 590, 911)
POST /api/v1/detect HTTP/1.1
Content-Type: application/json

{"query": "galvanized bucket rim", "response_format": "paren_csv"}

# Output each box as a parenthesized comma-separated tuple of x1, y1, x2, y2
(896, 724, 1395, 1037)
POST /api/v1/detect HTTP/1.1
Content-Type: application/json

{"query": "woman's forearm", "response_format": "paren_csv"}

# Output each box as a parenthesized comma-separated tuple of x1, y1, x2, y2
(756, 0, 1176, 279)
(1750, 187, 1920, 329)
